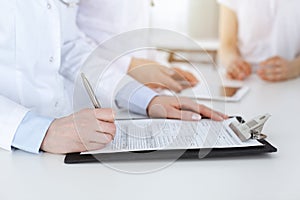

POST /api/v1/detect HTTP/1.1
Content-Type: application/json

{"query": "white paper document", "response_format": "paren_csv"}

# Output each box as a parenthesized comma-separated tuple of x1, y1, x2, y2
(82, 118, 262, 155)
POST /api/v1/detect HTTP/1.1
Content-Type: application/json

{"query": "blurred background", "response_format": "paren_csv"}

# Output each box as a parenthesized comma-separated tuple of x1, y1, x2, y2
(147, 0, 220, 65)
(150, 0, 219, 40)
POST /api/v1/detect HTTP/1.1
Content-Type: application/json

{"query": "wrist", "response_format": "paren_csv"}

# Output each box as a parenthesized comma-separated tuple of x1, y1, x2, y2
(128, 57, 157, 72)
(128, 58, 144, 72)
(40, 120, 56, 152)
(295, 63, 300, 77)
(225, 54, 242, 68)
(220, 47, 241, 67)
(128, 58, 136, 72)
(289, 59, 300, 78)
(146, 96, 158, 116)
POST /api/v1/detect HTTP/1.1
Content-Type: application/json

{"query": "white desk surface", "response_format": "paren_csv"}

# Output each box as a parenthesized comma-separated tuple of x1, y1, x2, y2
(1, 75, 299, 200)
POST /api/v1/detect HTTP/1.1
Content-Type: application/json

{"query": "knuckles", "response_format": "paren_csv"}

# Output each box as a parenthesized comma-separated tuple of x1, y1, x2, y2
(81, 108, 94, 114)
(102, 134, 113, 144)
(110, 124, 117, 136)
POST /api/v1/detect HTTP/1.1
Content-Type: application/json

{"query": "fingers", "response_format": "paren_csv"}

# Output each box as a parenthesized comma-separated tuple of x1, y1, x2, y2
(148, 96, 228, 121)
(86, 130, 113, 144)
(257, 66, 283, 77)
(80, 108, 116, 143)
(78, 121, 116, 151)
(227, 60, 251, 80)
(260, 56, 281, 67)
(167, 104, 226, 121)
(159, 73, 183, 92)
(165, 97, 227, 121)
(77, 120, 115, 151)
(241, 61, 252, 75)
(167, 108, 202, 121)
(257, 68, 286, 82)
(227, 65, 240, 79)
(180, 100, 227, 121)
(97, 120, 116, 138)
(160, 66, 176, 76)
(173, 67, 199, 86)
(197, 105, 228, 121)
(161, 67, 199, 90)
(94, 108, 115, 122)
(258, 56, 289, 82)
(261, 74, 284, 82)
(41, 109, 117, 154)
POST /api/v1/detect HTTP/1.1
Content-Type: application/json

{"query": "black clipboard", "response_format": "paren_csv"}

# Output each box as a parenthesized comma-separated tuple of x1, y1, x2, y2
(64, 117, 277, 164)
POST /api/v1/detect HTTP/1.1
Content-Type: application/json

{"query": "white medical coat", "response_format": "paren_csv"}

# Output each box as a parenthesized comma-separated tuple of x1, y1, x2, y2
(0, 0, 152, 151)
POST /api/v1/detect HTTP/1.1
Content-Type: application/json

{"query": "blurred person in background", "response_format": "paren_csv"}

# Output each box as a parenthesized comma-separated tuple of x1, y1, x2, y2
(77, 0, 199, 93)
(218, 0, 300, 82)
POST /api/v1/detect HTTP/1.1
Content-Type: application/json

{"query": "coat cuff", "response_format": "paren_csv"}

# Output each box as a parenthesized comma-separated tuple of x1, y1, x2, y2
(0, 98, 29, 151)
(12, 112, 54, 154)
(115, 80, 158, 116)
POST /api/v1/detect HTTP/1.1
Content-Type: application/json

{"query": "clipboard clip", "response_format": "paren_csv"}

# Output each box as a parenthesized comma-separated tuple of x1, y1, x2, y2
(229, 114, 271, 142)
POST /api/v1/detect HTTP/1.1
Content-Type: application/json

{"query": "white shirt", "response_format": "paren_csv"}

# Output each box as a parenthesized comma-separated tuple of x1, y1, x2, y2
(218, 0, 300, 64)
(0, 0, 157, 152)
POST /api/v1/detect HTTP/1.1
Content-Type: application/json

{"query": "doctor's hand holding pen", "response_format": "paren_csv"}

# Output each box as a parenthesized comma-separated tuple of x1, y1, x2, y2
(127, 58, 199, 93)
(40, 108, 116, 154)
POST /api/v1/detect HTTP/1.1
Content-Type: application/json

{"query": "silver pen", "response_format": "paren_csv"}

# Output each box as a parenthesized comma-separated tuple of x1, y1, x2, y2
(81, 73, 101, 108)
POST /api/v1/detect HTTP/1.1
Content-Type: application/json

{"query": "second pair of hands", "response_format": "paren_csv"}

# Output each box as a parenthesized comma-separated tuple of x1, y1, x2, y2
(127, 58, 199, 92)
(227, 56, 300, 82)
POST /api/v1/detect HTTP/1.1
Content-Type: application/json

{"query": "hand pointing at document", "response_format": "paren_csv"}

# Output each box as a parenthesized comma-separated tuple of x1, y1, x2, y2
(147, 96, 228, 121)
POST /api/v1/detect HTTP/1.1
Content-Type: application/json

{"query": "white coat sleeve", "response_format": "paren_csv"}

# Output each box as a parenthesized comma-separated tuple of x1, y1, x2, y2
(0, 96, 29, 151)
(0, 1, 30, 151)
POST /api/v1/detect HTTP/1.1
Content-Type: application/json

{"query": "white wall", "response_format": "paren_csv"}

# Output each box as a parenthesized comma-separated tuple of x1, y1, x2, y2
(188, 0, 220, 39)
(150, 0, 219, 39)
(150, 0, 190, 34)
